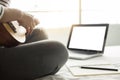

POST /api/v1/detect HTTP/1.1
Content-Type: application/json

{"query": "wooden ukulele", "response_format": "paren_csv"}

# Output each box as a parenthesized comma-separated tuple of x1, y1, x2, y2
(0, 21, 26, 47)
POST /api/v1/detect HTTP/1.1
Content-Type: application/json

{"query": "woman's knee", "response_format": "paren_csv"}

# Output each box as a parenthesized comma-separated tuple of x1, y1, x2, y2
(44, 40, 68, 60)
(26, 28, 48, 43)
(33, 28, 48, 40)
(40, 40, 68, 75)
(46, 41, 69, 67)
(53, 41, 68, 61)
(25, 40, 69, 77)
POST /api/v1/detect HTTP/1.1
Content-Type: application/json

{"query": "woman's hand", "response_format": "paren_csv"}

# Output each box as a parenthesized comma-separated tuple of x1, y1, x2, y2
(18, 12, 40, 35)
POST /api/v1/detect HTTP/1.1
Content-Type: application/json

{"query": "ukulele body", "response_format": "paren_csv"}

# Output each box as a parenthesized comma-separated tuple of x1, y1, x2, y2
(0, 21, 26, 47)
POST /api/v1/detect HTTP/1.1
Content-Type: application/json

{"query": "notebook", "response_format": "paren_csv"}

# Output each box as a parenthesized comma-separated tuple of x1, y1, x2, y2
(67, 24, 109, 60)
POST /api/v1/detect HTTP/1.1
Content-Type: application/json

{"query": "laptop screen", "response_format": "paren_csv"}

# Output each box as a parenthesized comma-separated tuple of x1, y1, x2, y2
(67, 24, 109, 53)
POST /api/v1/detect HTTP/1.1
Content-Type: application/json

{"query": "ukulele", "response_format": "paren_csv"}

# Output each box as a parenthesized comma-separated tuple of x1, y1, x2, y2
(0, 21, 26, 47)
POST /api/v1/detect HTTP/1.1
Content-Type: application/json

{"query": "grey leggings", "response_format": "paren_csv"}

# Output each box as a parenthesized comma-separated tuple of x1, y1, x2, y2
(0, 28, 68, 80)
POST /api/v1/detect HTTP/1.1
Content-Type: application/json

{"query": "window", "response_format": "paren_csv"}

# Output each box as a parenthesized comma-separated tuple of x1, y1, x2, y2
(10, 0, 79, 28)
(81, 0, 120, 24)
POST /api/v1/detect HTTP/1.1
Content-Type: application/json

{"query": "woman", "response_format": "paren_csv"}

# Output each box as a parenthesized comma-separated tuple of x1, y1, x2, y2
(0, 0, 68, 80)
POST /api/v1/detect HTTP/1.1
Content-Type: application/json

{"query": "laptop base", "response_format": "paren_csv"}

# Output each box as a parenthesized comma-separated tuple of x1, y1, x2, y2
(68, 50, 103, 60)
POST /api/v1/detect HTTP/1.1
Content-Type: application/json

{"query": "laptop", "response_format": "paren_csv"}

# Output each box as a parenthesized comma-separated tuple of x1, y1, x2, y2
(67, 24, 109, 60)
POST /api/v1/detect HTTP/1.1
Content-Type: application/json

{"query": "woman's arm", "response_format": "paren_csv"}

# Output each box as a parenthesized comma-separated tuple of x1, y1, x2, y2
(0, 6, 39, 35)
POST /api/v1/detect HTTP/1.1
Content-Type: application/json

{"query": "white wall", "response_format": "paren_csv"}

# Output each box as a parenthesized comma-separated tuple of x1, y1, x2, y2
(106, 24, 120, 46)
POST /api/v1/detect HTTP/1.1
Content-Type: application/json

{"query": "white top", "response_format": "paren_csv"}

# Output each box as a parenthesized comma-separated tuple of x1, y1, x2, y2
(0, 0, 10, 20)
(0, 5, 4, 19)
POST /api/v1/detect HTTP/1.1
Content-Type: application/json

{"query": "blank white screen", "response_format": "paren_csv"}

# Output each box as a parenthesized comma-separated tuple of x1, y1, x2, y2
(69, 26, 106, 51)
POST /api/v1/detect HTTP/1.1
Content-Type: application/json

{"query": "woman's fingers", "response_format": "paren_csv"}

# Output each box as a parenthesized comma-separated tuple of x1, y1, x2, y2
(17, 12, 40, 35)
